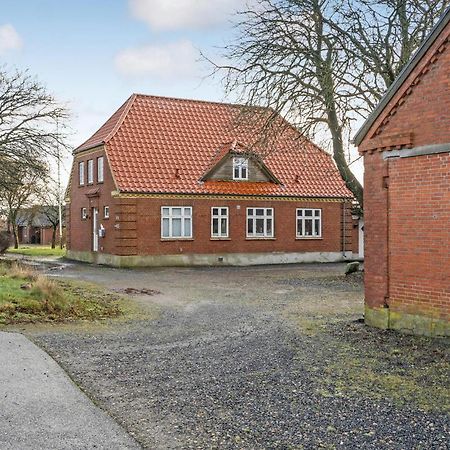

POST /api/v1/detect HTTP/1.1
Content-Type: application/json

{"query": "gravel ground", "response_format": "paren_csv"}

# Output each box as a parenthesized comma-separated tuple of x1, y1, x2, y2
(15, 262, 450, 449)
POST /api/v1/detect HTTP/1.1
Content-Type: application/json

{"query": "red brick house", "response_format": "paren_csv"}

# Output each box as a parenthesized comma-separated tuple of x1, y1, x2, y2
(66, 94, 356, 267)
(354, 8, 450, 336)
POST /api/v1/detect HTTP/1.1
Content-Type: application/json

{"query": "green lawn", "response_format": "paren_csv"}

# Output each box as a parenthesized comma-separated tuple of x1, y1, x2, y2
(7, 245, 66, 257)
(0, 263, 126, 324)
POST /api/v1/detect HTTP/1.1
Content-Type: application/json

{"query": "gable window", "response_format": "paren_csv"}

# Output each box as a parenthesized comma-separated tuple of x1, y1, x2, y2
(233, 157, 248, 180)
(297, 208, 321, 238)
(211, 207, 229, 238)
(161, 207, 192, 238)
(87, 159, 94, 184)
(81, 207, 87, 220)
(79, 161, 85, 186)
(104, 205, 109, 219)
(247, 208, 274, 238)
(97, 156, 104, 183)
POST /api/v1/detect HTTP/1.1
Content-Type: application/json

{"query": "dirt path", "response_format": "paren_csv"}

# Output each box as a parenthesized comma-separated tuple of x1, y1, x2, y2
(14, 262, 450, 449)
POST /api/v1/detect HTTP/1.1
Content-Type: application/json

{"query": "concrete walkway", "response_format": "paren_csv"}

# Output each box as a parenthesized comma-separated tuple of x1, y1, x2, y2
(0, 332, 140, 450)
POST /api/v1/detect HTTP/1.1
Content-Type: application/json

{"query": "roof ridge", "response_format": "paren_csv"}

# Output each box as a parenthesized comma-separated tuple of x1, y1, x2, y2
(132, 92, 267, 110)
(103, 94, 137, 144)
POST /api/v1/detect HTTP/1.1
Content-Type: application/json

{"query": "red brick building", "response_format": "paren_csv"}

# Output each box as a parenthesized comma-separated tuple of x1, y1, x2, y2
(354, 9, 450, 336)
(67, 94, 356, 267)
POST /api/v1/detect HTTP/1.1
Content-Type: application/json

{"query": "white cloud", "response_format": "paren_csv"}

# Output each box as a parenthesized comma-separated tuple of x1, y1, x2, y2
(0, 24, 22, 54)
(115, 40, 199, 78)
(129, 0, 243, 30)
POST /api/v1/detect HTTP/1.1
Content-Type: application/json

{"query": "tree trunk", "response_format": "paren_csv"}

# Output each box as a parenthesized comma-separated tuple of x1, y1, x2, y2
(51, 226, 56, 249)
(13, 225, 19, 249)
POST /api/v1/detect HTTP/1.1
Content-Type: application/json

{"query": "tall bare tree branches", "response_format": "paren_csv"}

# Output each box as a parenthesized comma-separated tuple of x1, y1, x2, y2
(207, 0, 448, 206)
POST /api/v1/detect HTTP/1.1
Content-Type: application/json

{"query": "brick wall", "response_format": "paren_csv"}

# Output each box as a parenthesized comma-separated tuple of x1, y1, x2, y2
(360, 22, 450, 330)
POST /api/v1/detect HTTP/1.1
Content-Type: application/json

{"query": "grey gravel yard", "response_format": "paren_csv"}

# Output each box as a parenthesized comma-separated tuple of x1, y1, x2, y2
(15, 262, 450, 449)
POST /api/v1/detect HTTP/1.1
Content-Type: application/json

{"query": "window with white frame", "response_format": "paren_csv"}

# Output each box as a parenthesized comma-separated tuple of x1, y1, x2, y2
(297, 208, 322, 238)
(104, 205, 109, 219)
(81, 207, 87, 220)
(79, 161, 85, 185)
(247, 208, 274, 238)
(233, 157, 248, 180)
(161, 207, 192, 238)
(97, 156, 104, 183)
(87, 159, 94, 184)
(211, 207, 229, 238)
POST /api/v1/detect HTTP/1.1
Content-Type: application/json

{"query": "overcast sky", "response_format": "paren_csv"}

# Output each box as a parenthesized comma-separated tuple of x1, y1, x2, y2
(1, 0, 363, 184)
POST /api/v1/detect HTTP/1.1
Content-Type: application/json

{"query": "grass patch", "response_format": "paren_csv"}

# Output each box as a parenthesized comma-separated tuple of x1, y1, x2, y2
(7, 245, 65, 257)
(0, 263, 126, 324)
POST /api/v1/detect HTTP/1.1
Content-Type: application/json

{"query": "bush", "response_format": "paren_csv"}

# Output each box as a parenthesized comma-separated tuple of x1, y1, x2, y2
(0, 231, 12, 254)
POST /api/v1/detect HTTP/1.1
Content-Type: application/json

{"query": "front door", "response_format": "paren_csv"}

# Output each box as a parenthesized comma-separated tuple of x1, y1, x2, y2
(92, 207, 99, 252)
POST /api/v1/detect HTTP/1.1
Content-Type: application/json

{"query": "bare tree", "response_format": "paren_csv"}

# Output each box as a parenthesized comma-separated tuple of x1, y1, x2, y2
(36, 183, 65, 249)
(0, 162, 44, 248)
(207, 0, 448, 206)
(0, 68, 69, 187)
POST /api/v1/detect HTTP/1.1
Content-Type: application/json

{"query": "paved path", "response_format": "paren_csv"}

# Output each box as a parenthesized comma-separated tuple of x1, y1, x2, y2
(0, 332, 140, 450)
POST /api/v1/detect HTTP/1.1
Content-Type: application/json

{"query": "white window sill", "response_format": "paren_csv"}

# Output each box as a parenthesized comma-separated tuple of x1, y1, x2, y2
(296, 236, 323, 240)
(160, 238, 194, 242)
(246, 237, 276, 240)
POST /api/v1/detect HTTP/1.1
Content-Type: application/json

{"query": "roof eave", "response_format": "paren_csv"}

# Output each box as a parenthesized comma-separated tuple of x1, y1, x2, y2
(353, 7, 450, 146)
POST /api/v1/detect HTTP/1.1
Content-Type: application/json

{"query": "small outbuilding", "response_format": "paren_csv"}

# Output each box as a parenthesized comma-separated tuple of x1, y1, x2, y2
(354, 8, 450, 336)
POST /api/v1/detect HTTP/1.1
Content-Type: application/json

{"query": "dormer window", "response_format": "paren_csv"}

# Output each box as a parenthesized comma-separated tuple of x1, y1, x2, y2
(233, 157, 248, 180)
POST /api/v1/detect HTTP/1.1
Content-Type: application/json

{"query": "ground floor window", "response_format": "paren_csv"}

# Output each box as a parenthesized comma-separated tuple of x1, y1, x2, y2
(161, 206, 192, 238)
(247, 207, 274, 238)
(104, 206, 109, 219)
(81, 207, 87, 220)
(297, 208, 321, 238)
(211, 207, 229, 237)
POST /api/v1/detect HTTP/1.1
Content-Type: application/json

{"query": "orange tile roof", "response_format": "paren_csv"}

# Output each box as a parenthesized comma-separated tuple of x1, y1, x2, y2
(75, 94, 353, 198)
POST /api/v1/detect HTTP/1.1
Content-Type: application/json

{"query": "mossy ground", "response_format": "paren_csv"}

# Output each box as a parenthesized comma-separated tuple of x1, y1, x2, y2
(0, 263, 143, 325)
(7, 245, 65, 257)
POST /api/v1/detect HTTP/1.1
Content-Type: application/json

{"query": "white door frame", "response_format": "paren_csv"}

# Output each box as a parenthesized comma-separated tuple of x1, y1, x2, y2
(358, 218, 364, 259)
(92, 207, 99, 252)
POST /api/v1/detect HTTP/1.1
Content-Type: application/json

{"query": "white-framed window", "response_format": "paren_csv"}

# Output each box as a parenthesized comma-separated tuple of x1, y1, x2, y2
(296, 208, 322, 238)
(247, 208, 274, 238)
(87, 159, 94, 184)
(211, 207, 229, 238)
(79, 161, 85, 186)
(161, 206, 192, 238)
(104, 205, 109, 219)
(233, 157, 248, 180)
(81, 207, 87, 220)
(97, 156, 104, 183)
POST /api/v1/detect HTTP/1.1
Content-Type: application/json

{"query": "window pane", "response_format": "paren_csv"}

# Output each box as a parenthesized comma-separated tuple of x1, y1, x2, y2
(266, 209, 272, 216)
(162, 218, 169, 237)
(184, 218, 192, 236)
(212, 208, 218, 215)
(221, 208, 227, 215)
(97, 157, 104, 182)
(297, 219, 302, 235)
(172, 208, 182, 216)
(220, 218, 227, 235)
(297, 210, 303, 218)
(248, 208, 253, 215)
(234, 167, 240, 178)
(314, 219, 321, 236)
(184, 208, 191, 216)
(247, 218, 253, 234)
(305, 219, 313, 236)
(305, 209, 313, 216)
(315, 210, 321, 217)
(255, 218, 264, 234)
(172, 218, 182, 236)
(266, 219, 272, 235)
(162, 207, 170, 216)
(212, 218, 219, 235)
(256, 209, 264, 216)
(241, 167, 247, 179)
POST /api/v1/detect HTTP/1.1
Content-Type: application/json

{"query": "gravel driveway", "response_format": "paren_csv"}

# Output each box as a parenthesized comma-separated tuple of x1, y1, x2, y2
(19, 262, 450, 449)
